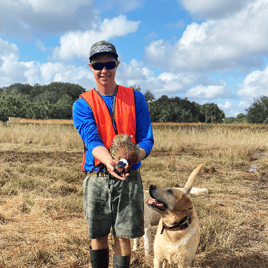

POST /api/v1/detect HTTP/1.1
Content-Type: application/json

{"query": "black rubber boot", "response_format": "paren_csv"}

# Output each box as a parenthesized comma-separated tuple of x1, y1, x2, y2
(113, 254, 130, 268)
(89, 247, 109, 268)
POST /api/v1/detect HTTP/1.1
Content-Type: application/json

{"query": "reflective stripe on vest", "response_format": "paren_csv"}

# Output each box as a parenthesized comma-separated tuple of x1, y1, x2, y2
(80, 85, 136, 170)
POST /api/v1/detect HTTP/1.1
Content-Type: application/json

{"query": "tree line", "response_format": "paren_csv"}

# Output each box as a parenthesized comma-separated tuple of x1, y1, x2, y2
(129, 85, 226, 123)
(132, 85, 268, 124)
(0, 82, 267, 123)
(0, 82, 85, 121)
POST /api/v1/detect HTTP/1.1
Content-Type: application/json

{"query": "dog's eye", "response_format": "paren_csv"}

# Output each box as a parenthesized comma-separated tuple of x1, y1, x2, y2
(167, 189, 173, 195)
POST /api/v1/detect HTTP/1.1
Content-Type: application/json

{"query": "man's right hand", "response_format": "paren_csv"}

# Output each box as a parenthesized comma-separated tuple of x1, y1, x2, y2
(92, 146, 129, 180)
(106, 159, 129, 181)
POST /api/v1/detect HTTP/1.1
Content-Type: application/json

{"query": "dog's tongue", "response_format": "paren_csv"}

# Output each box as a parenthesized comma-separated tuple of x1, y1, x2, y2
(147, 199, 164, 208)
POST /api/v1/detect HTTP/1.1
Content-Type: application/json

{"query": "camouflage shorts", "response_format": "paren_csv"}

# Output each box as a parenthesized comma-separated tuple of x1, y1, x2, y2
(83, 170, 144, 239)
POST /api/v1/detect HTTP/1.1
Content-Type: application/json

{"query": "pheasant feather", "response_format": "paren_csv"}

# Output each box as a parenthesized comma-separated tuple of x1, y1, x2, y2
(110, 134, 140, 175)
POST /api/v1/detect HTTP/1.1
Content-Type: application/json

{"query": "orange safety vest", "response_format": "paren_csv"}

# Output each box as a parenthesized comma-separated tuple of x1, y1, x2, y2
(80, 85, 136, 170)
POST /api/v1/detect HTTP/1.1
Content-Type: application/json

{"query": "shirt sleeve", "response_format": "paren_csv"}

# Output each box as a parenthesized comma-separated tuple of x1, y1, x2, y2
(72, 97, 105, 155)
(134, 90, 154, 158)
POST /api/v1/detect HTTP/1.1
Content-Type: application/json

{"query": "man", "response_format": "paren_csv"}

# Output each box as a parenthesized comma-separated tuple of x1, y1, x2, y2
(72, 40, 154, 268)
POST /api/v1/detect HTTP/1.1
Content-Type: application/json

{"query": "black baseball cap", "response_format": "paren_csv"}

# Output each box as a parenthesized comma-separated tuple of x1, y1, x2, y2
(89, 40, 118, 61)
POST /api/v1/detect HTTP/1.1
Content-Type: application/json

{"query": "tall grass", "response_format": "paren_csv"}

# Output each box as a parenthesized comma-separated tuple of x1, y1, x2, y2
(0, 124, 268, 267)
(2, 124, 268, 155)
(0, 124, 82, 150)
(152, 127, 268, 165)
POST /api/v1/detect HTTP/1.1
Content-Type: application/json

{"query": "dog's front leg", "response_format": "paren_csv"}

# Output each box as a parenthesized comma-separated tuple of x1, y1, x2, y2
(144, 227, 152, 256)
(154, 258, 166, 268)
(132, 237, 139, 251)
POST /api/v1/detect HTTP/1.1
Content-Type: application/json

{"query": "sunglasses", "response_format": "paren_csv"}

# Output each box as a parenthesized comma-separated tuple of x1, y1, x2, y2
(91, 61, 117, 70)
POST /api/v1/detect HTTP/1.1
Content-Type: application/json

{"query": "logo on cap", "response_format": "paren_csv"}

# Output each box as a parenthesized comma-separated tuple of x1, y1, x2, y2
(91, 45, 114, 54)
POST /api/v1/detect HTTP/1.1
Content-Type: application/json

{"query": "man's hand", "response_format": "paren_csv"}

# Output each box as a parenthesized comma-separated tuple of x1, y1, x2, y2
(92, 146, 132, 180)
(106, 159, 130, 181)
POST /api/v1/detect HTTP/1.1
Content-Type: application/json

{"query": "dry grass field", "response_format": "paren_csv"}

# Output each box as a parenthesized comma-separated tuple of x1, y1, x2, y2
(0, 123, 268, 267)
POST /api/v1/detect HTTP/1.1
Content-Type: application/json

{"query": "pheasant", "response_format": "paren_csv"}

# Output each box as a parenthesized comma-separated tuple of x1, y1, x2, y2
(110, 134, 140, 176)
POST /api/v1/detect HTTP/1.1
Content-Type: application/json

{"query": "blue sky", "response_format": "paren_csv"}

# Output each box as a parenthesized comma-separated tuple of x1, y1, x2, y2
(1, 0, 268, 118)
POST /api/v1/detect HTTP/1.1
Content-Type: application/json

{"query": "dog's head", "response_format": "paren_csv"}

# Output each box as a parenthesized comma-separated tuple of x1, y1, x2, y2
(147, 186, 186, 212)
(146, 164, 203, 214)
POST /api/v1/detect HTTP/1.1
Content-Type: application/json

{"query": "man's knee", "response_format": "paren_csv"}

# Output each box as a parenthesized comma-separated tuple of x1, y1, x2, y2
(114, 237, 130, 245)
(91, 235, 109, 250)
(113, 237, 131, 256)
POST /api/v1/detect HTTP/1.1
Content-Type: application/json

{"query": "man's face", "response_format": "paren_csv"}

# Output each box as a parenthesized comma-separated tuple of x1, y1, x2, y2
(89, 53, 119, 88)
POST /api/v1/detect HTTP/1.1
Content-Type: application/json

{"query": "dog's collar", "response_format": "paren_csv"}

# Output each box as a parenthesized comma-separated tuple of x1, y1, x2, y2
(160, 208, 193, 235)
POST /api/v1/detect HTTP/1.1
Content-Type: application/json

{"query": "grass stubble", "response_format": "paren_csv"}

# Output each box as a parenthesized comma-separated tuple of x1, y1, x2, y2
(0, 124, 268, 267)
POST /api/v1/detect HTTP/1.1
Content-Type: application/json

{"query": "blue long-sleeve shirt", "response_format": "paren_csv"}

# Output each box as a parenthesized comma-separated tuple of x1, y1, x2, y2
(72, 88, 154, 172)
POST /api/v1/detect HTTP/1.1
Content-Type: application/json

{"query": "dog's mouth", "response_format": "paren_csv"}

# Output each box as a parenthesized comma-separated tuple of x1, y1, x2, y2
(146, 199, 167, 211)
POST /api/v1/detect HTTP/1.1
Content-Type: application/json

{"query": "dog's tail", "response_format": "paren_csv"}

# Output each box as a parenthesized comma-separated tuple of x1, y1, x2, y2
(184, 164, 203, 194)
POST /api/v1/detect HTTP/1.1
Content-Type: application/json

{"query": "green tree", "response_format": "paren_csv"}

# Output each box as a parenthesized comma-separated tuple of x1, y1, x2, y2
(143, 89, 155, 104)
(223, 117, 236, 123)
(130, 85, 141, 92)
(147, 95, 202, 123)
(236, 113, 247, 122)
(52, 94, 73, 119)
(2, 83, 34, 95)
(200, 103, 225, 123)
(0, 91, 27, 121)
(223, 113, 247, 123)
(0, 82, 86, 120)
(246, 96, 268, 123)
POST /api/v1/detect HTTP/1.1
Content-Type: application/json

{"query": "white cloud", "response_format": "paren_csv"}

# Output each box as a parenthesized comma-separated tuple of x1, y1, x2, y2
(52, 15, 141, 61)
(220, 99, 251, 117)
(0, 38, 94, 89)
(0, 38, 18, 56)
(237, 66, 268, 98)
(178, 22, 211, 49)
(0, 38, 231, 104)
(23, 61, 41, 85)
(0, 37, 248, 120)
(187, 80, 229, 99)
(218, 101, 232, 109)
(0, 38, 30, 86)
(0, 0, 95, 37)
(116, 59, 215, 99)
(145, 0, 268, 72)
(179, 0, 253, 19)
(39, 62, 93, 89)
(19, 0, 89, 15)
(40, 62, 64, 82)
(239, 101, 248, 107)
(116, 60, 178, 94)
(144, 39, 173, 65)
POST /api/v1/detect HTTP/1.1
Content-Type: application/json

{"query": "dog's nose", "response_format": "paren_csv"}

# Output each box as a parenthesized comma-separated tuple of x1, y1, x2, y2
(149, 185, 156, 197)
(149, 185, 156, 191)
